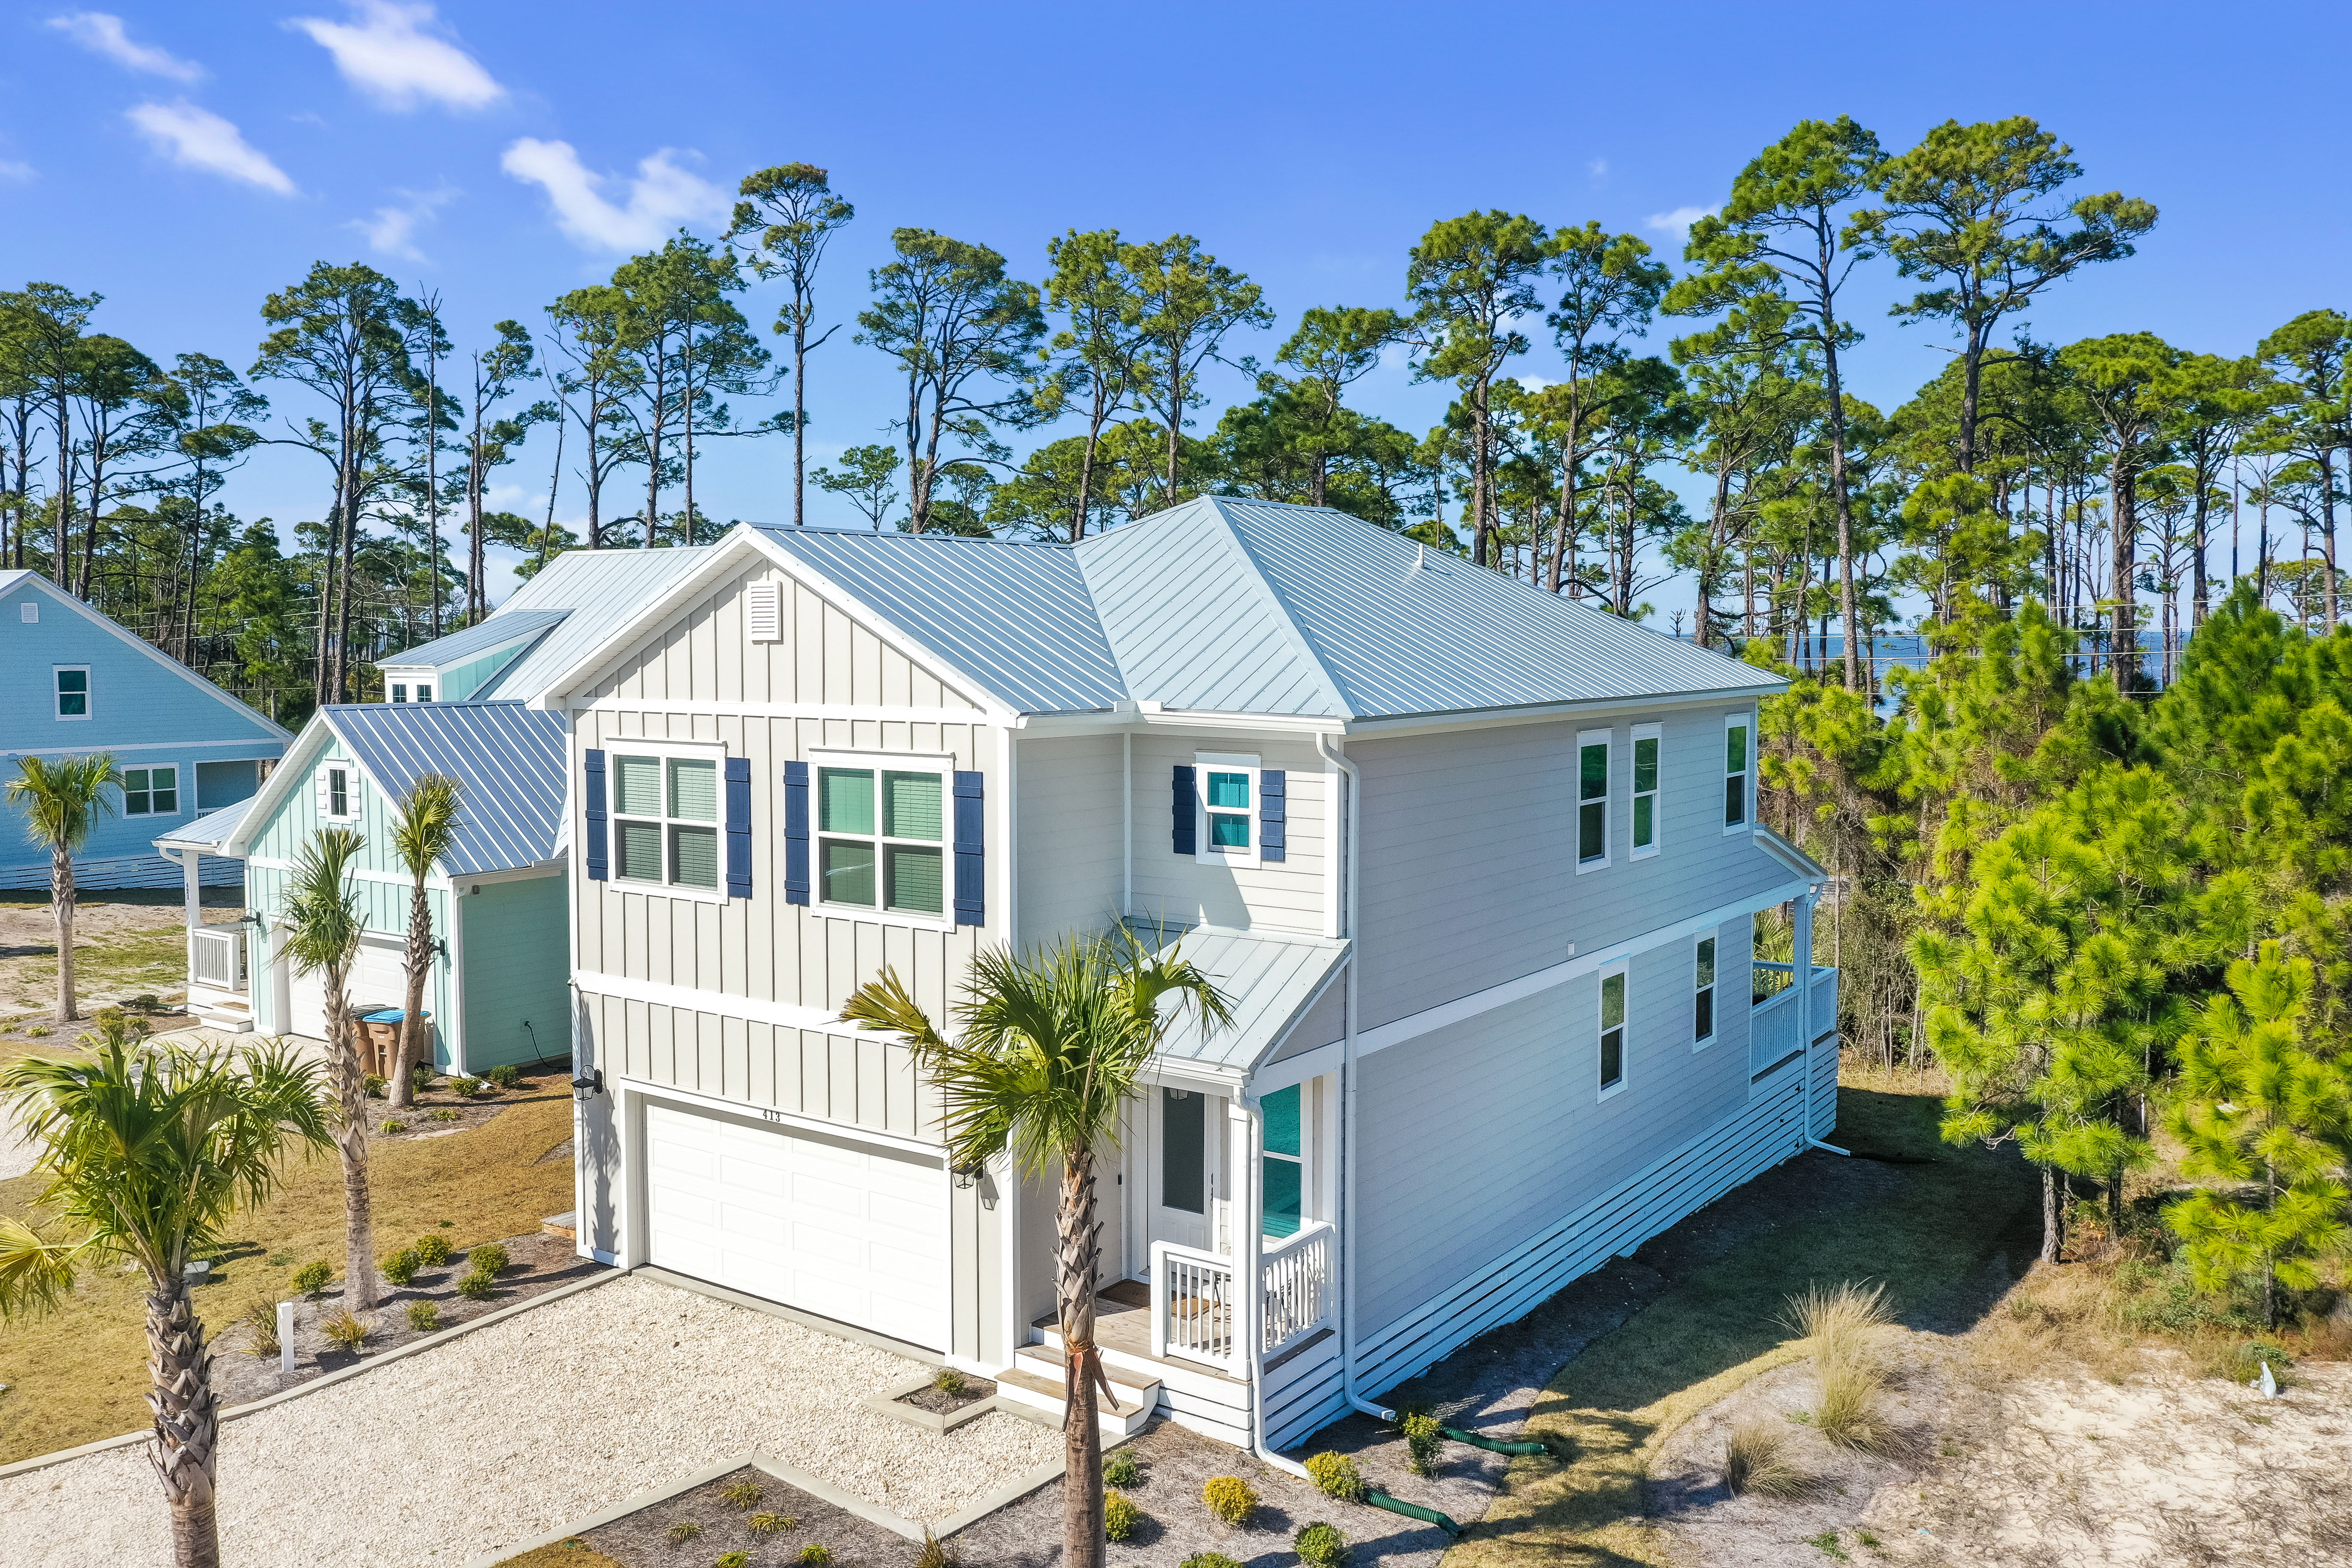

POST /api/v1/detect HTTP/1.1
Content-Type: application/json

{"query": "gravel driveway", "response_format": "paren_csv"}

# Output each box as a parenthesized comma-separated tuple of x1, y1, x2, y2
(0, 1273, 1060, 1568)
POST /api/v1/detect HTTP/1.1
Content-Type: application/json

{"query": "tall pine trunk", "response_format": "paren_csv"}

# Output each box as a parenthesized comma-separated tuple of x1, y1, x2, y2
(324, 960, 378, 1308)
(147, 1278, 221, 1568)
(1058, 1146, 1106, 1568)
(2039, 1164, 2061, 1265)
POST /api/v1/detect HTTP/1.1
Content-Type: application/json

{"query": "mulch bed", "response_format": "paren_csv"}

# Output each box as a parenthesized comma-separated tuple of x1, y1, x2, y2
(583, 1465, 920, 1566)
(210, 1227, 606, 1406)
(899, 1374, 997, 1417)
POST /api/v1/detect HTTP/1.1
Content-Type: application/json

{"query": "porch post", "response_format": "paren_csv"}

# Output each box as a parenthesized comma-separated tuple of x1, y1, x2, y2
(1231, 1095, 1261, 1380)
(181, 848, 201, 930)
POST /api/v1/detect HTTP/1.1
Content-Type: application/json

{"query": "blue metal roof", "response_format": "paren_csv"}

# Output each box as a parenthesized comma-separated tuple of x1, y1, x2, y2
(755, 527, 1129, 714)
(321, 703, 569, 875)
(153, 799, 253, 853)
(381, 609, 570, 670)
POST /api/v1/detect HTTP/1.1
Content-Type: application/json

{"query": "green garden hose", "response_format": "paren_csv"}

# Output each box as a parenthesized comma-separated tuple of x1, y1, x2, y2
(1363, 1488, 1464, 1537)
(1441, 1424, 1549, 1456)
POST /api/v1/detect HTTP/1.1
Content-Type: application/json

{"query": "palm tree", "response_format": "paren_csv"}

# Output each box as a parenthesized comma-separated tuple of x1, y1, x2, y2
(4, 753, 123, 1023)
(387, 775, 462, 1110)
(280, 826, 380, 1308)
(0, 1015, 331, 1568)
(841, 929, 1229, 1568)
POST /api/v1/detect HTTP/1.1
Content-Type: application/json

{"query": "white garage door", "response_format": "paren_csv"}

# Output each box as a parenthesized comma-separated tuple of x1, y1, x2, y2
(284, 934, 410, 1040)
(644, 1102, 949, 1350)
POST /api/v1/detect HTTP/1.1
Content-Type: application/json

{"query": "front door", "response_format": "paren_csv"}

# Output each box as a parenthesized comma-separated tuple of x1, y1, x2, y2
(1150, 1084, 1221, 1259)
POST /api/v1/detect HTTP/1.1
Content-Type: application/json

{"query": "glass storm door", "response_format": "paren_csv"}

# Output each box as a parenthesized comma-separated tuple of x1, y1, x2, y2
(1152, 1085, 1219, 1256)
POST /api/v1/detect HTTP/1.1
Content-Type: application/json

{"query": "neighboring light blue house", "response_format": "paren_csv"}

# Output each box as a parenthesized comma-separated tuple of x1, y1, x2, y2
(0, 569, 289, 891)
(162, 546, 716, 1056)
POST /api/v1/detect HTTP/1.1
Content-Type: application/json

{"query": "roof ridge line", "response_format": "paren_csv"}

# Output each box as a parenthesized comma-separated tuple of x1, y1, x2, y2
(1202, 498, 1357, 722)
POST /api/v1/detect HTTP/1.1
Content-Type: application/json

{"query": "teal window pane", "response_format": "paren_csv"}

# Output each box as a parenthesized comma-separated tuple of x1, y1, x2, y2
(151, 767, 177, 815)
(819, 768, 875, 833)
(1695, 987, 1715, 1041)
(883, 771, 943, 840)
(1726, 724, 1748, 774)
(821, 839, 876, 905)
(1632, 794, 1654, 849)
(885, 843, 943, 914)
(1580, 742, 1608, 801)
(1601, 1026, 1623, 1088)
(616, 820, 662, 881)
(1696, 937, 1716, 989)
(670, 824, 718, 888)
(1579, 800, 1605, 862)
(1262, 1157, 1302, 1240)
(1633, 736, 1658, 793)
(1601, 971, 1626, 1030)
(612, 755, 662, 816)
(57, 669, 86, 716)
(125, 769, 152, 815)
(1210, 812, 1251, 849)
(667, 758, 717, 821)
(1207, 771, 1250, 809)
(1724, 774, 1746, 826)
(392, 685, 407, 702)
(1262, 1084, 1301, 1157)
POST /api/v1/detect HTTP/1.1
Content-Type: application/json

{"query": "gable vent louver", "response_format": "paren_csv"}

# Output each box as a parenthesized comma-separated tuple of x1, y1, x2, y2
(745, 580, 782, 643)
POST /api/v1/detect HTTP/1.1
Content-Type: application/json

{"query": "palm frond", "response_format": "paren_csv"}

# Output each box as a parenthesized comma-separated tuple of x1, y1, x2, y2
(3, 753, 122, 854)
(281, 827, 365, 979)
(391, 775, 464, 881)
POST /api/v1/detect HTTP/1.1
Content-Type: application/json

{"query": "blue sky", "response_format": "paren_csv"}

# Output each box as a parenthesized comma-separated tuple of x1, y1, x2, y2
(3, 0, 2344, 606)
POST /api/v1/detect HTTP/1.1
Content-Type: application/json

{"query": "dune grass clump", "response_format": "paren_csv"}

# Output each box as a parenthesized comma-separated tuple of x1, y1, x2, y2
(1785, 1280, 1894, 1453)
(1723, 1416, 1807, 1497)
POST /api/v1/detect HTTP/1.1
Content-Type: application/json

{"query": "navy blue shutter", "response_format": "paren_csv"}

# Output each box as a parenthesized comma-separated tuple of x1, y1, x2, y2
(1172, 765, 1196, 854)
(952, 771, 985, 926)
(782, 761, 810, 906)
(723, 757, 752, 898)
(1259, 769, 1286, 862)
(583, 749, 608, 881)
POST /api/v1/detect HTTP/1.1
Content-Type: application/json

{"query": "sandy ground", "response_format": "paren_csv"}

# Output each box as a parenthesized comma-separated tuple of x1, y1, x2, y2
(0, 1273, 1061, 1568)
(0, 891, 242, 1018)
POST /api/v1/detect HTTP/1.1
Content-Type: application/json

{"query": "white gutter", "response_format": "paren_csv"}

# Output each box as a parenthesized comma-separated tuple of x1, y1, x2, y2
(1317, 730, 1395, 1427)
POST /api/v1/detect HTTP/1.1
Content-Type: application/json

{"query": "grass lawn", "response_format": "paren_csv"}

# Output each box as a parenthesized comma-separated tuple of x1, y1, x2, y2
(0, 889, 243, 1026)
(1453, 1068, 2042, 1568)
(0, 1082, 578, 1466)
(497, 1541, 628, 1568)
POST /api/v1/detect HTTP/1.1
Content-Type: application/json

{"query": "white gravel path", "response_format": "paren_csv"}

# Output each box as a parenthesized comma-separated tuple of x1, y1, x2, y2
(0, 1274, 1060, 1568)
(0, 1102, 34, 1180)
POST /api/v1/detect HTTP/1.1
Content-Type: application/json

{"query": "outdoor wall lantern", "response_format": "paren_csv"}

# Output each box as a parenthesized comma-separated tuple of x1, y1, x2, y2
(570, 1068, 604, 1099)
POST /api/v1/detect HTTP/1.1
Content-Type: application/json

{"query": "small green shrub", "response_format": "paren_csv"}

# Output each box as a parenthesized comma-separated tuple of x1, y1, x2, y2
(320, 1308, 369, 1352)
(1294, 1522, 1350, 1568)
(379, 1119, 406, 1135)
(797, 1546, 833, 1567)
(1201, 1474, 1257, 1527)
(239, 1298, 280, 1358)
(266, 1250, 294, 1268)
(1304, 1451, 1365, 1502)
(414, 1234, 454, 1266)
(382, 1249, 422, 1286)
(364, 1074, 387, 1099)
(468, 1242, 509, 1276)
(666, 1521, 704, 1544)
(1807, 1531, 1850, 1562)
(1103, 1489, 1141, 1542)
(1102, 1447, 1141, 1488)
(713, 1553, 749, 1568)
(1180, 1556, 1243, 1568)
(427, 1107, 461, 1123)
(127, 993, 161, 1014)
(931, 1365, 970, 1398)
(407, 1301, 441, 1332)
(410, 1064, 434, 1096)
(746, 1512, 794, 1537)
(451, 1075, 482, 1097)
(456, 1271, 496, 1302)
(2218, 1339, 2294, 1387)
(24, 1025, 49, 1038)
(1400, 1409, 1442, 1476)
(487, 1063, 520, 1089)
(291, 1261, 332, 1298)
(719, 1478, 763, 1510)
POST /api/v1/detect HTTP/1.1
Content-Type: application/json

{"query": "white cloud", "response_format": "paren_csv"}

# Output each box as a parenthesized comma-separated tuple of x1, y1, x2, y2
(1645, 205, 1717, 235)
(0, 159, 34, 184)
(48, 12, 204, 81)
(1587, 157, 1608, 179)
(126, 101, 295, 194)
(499, 138, 726, 252)
(288, 2, 502, 111)
(350, 184, 455, 260)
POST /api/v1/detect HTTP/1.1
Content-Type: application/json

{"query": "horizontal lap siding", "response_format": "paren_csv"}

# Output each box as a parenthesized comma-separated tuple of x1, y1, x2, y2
(1015, 734, 1124, 946)
(1128, 732, 1326, 934)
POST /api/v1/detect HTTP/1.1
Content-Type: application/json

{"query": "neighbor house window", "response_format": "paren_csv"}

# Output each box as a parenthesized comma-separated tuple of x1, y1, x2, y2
(1694, 936, 1717, 1046)
(1724, 715, 1750, 828)
(1631, 723, 1661, 858)
(613, 751, 721, 891)
(1576, 730, 1610, 868)
(324, 766, 352, 819)
(1262, 1084, 1304, 1239)
(123, 766, 179, 816)
(416, 683, 432, 701)
(1194, 753, 1262, 867)
(390, 684, 408, 703)
(1599, 966, 1629, 1094)
(817, 762, 945, 916)
(55, 667, 88, 719)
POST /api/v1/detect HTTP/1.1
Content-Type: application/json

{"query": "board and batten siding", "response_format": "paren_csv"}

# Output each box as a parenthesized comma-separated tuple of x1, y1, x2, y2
(1350, 704, 1787, 1032)
(1354, 913, 1758, 1341)
(1126, 730, 1327, 934)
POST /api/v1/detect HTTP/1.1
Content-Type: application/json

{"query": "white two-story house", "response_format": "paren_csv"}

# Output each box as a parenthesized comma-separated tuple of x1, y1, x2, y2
(535, 498, 1837, 1457)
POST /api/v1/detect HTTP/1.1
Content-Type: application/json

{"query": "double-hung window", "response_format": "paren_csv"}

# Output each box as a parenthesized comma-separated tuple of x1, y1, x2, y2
(123, 766, 179, 816)
(326, 766, 352, 819)
(1598, 966, 1629, 1095)
(1576, 730, 1610, 869)
(817, 759, 946, 918)
(416, 683, 432, 701)
(55, 667, 88, 719)
(1261, 1083, 1304, 1239)
(1631, 723, 1661, 858)
(1194, 753, 1261, 868)
(1724, 714, 1751, 829)
(612, 749, 722, 892)
(1693, 935, 1717, 1047)
(390, 683, 408, 703)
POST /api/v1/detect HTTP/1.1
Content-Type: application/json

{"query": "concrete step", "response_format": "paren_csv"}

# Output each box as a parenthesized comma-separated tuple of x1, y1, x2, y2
(994, 1348, 1161, 1438)
(189, 998, 255, 1032)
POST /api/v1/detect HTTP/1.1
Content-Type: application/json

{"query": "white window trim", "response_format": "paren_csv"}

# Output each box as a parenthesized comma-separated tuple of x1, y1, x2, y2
(321, 762, 361, 823)
(1574, 729, 1611, 873)
(1194, 751, 1262, 870)
(54, 665, 90, 722)
(1629, 721, 1662, 861)
(606, 738, 732, 906)
(390, 683, 409, 703)
(121, 760, 186, 819)
(1723, 711, 1752, 833)
(1692, 931, 1718, 1050)
(808, 746, 958, 932)
(1597, 962, 1630, 1100)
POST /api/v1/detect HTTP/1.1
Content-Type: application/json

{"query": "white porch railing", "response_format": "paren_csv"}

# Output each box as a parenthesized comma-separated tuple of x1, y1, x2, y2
(1149, 1240, 1236, 1368)
(1751, 963, 1838, 1078)
(1261, 1221, 1334, 1354)
(190, 927, 245, 992)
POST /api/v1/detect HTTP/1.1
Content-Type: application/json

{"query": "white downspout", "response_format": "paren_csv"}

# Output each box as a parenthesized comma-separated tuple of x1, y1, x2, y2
(1316, 730, 1394, 1426)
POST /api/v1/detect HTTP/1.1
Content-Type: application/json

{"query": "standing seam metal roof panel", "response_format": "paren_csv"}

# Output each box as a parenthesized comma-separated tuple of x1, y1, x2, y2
(378, 608, 571, 670)
(322, 703, 569, 876)
(471, 546, 722, 701)
(1128, 922, 1350, 1070)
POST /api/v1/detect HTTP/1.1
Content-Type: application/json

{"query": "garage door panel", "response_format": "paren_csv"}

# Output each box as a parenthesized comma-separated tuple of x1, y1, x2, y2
(643, 1102, 948, 1350)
